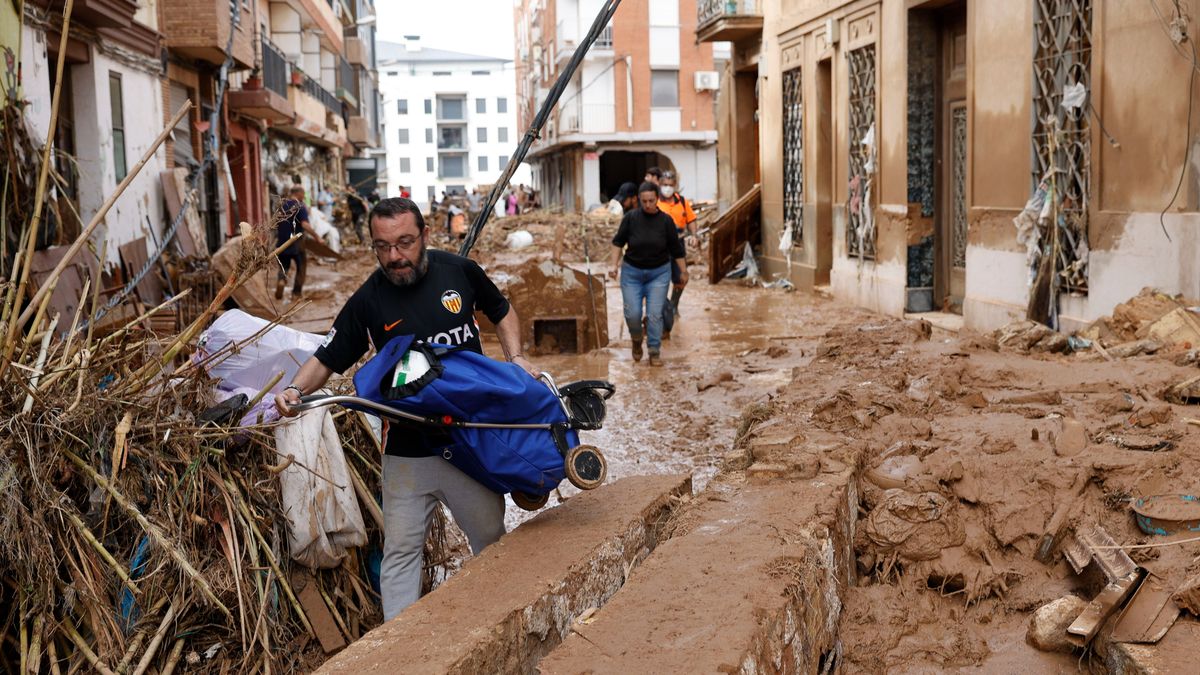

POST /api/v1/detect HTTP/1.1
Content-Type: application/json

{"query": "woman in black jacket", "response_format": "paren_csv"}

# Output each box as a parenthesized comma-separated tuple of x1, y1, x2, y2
(608, 182, 688, 366)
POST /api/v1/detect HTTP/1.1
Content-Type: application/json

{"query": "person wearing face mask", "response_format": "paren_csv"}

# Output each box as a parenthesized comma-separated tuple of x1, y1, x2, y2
(656, 171, 696, 338)
(274, 197, 537, 620)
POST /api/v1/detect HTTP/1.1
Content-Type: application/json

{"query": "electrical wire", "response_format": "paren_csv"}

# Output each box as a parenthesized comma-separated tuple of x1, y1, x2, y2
(1158, 5, 1197, 243)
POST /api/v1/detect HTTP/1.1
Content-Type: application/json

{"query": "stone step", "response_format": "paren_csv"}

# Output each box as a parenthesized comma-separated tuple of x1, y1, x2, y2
(317, 474, 693, 674)
(538, 464, 857, 674)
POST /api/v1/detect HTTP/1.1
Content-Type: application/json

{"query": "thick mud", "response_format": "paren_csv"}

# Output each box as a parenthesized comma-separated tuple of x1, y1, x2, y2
(289, 242, 1200, 673)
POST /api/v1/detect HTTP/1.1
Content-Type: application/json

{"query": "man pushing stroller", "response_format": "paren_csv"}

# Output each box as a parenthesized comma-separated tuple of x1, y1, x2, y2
(275, 197, 538, 620)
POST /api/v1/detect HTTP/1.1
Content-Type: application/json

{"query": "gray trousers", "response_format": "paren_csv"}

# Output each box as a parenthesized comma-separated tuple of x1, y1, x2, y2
(381, 455, 506, 620)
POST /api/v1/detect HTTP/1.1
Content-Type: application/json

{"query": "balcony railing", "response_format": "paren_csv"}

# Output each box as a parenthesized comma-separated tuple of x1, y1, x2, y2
(298, 69, 341, 114)
(595, 25, 613, 50)
(261, 37, 289, 99)
(337, 56, 358, 109)
(698, 0, 760, 26)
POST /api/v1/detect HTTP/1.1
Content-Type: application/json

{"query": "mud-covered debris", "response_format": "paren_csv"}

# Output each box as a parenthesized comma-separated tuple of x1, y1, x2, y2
(1142, 307, 1200, 348)
(1164, 374, 1200, 405)
(995, 320, 1069, 353)
(1095, 392, 1136, 415)
(1027, 595, 1088, 653)
(1110, 288, 1189, 341)
(1106, 338, 1163, 358)
(1129, 403, 1174, 427)
(1104, 434, 1175, 452)
(996, 390, 1062, 405)
(1174, 572, 1200, 615)
(1176, 348, 1200, 366)
(697, 370, 735, 392)
(859, 490, 965, 561)
(1053, 418, 1089, 457)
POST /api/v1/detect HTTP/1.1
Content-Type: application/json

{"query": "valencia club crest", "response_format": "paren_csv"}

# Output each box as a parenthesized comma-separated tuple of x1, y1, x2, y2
(441, 290, 463, 314)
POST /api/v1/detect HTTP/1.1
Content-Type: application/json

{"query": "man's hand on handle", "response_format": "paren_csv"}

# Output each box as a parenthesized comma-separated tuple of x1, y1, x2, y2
(274, 386, 303, 418)
(510, 354, 539, 378)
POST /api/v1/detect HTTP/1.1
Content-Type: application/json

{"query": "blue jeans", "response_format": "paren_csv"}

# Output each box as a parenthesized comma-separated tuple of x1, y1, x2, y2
(620, 262, 671, 350)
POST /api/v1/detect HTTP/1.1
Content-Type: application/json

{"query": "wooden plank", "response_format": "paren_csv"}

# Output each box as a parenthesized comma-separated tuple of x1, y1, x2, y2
(118, 236, 165, 306)
(707, 184, 761, 284)
(29, 245, 97, 328)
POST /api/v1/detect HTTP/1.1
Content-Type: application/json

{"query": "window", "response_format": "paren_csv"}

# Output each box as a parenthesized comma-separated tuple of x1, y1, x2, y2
(496, 97, 508, 113)
(471, 70, 489, 76)
(478, 155, 488, 171)
(398, 128, 409, 144)
(476, 98, 486, 113)
(433, 71, 451, 76)
(650, 70, 678, 107)
(428, 185, 436, 202)
(437, 96, 466, 120)
(477, 127, 487, 143)
(426, 157, 434, 172)
(386, 70, 398, 76)
(440, 154, 466, 178)
(498, 127, 509, 143)
(847, 45, 877, 259)
(499, 155, 509, 168)
(397, 99, 408, 114)
(782, 68, 803, 245)
(399, 157, 411, 172)
(438, 125, 466, 149)
(425, 128, 433, 143)
(109, 72, 127, 180)
(424, 99, 432, 114)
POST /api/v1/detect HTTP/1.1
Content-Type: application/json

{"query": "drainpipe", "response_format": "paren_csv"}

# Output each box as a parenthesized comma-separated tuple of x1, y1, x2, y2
(624, 55, 633, 128)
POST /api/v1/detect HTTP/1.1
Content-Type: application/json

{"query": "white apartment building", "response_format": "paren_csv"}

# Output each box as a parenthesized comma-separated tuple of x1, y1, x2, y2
(378, 38, 531, 211)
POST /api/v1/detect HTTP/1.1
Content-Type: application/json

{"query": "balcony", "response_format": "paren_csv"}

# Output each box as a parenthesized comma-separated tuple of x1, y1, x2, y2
(39, 0, 137, 29)
(348, 116, 375, 147)
(696, 0, 763, 43)
(556, 23, 613, 66)
(228, 38, 294, 123)
(436, 125, 467, 151)
(337, 56, 358, 110)
(297, 69, 342, 114)
(345, 36, 368, 67)
(161, 0, 254, 68)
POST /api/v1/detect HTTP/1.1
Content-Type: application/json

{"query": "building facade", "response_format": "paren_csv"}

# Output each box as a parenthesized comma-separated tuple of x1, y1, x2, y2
(516, 0, 719, 212)
(704, 0, 1200, 332)
(377, 37, 531, 211)
(10, 0, 380, 261)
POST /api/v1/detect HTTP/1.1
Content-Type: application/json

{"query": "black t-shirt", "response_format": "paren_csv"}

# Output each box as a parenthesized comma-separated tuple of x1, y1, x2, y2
(314, 249, 511, 457)
(611, 208, 686, 269)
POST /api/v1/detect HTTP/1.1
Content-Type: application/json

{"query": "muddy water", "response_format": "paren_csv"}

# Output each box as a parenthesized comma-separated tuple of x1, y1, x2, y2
(496, 262, 821, 528)
(288, 252, 821, 530)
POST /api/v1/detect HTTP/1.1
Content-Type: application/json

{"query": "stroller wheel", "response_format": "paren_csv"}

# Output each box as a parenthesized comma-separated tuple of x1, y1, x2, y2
(512, 491, 549, 511)
(565, 445, 607, 490)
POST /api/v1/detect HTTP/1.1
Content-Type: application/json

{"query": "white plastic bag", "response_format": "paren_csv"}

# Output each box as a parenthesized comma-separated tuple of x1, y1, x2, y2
(505, 230, 534, 250)
(308, 208, 342, 253)
(274, 400, 368, 569)
(197, 309, 323, 392)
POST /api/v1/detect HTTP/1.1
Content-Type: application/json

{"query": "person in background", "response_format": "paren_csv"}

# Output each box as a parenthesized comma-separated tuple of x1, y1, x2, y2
(467, 188, 483, 216)
(607, 182, 688, 367)
(606, 182, 639, 215)
(399, 185, 412, 199)
(644, 166, 663, 186)
(505, 189, 519, 216)
(316, 186, 334, 219)
(348, 189, 368, 242)
(656, 170, 697, 339)
(276, 185, 318, 299)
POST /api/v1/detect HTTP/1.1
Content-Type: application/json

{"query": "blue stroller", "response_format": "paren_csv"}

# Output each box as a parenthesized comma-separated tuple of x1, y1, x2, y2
(293, 334, 613, 511)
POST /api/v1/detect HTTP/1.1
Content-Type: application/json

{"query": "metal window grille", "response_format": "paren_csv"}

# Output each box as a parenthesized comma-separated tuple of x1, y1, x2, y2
(782, 67, 804, 244)
(260, 37, 288, 99)
(951, 107, 968, 269)
(1032, 0, 1092, 292)
(847, 44, 877, 259)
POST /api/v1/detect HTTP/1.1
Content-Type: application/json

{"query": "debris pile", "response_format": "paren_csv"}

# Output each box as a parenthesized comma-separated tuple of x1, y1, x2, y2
(0, 222, 450, 672)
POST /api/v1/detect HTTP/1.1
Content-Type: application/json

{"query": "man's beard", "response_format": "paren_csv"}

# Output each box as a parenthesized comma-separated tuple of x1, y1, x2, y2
(381, 244, 429, 287)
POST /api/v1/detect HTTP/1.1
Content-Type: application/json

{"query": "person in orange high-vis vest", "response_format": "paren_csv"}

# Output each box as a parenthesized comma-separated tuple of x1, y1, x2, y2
(657, 171, 695, 338)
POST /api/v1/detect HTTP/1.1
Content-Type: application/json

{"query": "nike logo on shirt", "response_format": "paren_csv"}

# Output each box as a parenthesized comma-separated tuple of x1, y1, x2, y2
(384, 319, 403, 331)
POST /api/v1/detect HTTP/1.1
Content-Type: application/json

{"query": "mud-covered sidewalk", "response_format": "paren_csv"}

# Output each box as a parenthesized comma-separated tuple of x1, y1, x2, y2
(295, 241, 1199, 673)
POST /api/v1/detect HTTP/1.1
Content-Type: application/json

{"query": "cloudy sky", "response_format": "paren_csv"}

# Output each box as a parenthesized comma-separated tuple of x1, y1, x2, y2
(375, 0, 516, 60)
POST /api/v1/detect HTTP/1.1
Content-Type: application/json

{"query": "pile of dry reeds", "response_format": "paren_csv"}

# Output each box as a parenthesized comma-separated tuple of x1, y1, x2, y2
(0, 41, 451, 669)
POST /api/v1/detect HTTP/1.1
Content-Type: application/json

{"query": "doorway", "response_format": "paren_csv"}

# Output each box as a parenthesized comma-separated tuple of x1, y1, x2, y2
(598, 151, 674, 202)
(813, 58, 834, 284)
(936, 4, 968, 312)
(906, 1, 967, 313)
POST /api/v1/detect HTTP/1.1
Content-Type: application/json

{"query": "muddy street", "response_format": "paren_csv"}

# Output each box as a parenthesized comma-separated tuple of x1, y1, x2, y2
(297, 241, 1200, 674)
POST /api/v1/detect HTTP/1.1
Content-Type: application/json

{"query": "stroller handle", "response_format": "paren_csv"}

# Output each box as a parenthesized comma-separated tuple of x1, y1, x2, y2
(293, 394, 556, 430)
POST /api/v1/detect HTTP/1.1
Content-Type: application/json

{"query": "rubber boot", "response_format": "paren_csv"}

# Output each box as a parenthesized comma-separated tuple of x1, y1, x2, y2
(648, 350, 663, 367)
(631, 333, 644, 362)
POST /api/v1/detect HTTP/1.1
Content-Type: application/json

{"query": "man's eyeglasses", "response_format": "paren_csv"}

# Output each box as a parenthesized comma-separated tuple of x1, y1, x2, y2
(372, 237, 420, 254)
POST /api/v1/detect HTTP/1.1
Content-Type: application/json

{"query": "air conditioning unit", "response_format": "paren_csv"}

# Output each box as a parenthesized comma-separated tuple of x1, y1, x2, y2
(694, 71, 720, 91)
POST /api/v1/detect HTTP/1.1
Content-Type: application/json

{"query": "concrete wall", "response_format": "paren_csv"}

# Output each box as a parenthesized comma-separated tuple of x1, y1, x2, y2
(20, 25, 167, 261)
